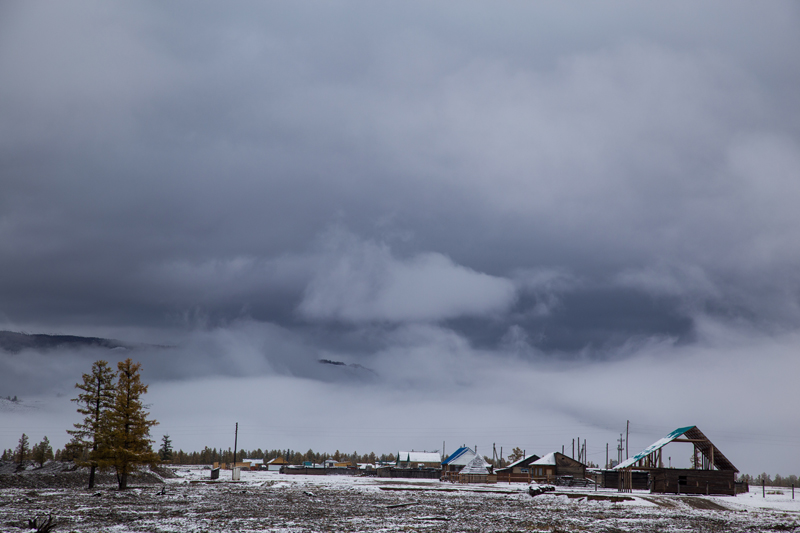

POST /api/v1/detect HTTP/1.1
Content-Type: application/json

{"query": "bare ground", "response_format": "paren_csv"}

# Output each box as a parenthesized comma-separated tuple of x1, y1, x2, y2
(1, 465, 799, 532)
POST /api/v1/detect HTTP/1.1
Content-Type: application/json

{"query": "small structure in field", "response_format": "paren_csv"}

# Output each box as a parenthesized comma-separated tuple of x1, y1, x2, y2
(495, 453, 541, 483)
(613, 425, 741, 495)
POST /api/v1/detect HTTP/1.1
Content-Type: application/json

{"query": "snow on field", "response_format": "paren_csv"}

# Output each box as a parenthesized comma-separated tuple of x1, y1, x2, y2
(2, 465, 799, 532)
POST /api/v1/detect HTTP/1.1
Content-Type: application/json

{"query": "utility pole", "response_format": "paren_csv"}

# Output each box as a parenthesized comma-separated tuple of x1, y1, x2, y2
(617, 433, 624, 465)
(606, 443, 609, 469)
(572, 438, 575, 459)
(626, 420, 630, 460)
(233, 422, 238, 466)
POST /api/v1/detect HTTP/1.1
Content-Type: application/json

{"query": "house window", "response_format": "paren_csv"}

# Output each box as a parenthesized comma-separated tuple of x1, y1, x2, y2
(521, 468, 529, 473)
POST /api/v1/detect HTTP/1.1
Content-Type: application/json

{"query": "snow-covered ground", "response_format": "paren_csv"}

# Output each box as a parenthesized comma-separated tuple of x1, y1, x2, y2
(1, 465, 798, 532)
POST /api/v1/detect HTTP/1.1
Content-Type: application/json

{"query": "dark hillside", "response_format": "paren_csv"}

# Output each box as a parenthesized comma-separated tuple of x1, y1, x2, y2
(0, 331, 127, 353)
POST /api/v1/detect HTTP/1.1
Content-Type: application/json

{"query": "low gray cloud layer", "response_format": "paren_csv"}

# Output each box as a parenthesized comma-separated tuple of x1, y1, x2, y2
(1, 1, 799, 474)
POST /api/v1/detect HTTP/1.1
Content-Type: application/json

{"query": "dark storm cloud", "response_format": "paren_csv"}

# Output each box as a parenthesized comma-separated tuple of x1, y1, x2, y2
(2, 1, 800, 474)
(1, 1, 798, 341)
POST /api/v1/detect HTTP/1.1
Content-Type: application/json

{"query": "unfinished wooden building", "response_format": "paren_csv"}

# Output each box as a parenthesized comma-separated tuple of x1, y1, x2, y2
(614, 425, 741, 496)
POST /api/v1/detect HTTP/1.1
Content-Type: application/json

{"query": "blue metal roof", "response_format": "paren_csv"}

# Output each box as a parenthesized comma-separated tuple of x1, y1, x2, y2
(441, 446, 472, 465)
(614, 425, 695, 470)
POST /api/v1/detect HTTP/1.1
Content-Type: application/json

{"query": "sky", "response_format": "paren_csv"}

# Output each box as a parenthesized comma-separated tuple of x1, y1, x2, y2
(1, 1, 799, 476)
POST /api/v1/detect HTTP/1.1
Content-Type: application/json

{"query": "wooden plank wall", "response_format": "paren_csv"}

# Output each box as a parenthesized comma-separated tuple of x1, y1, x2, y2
(496, 472, 532, 483)
(376, 468, 441, 479)
(556, 465, 586, 478)
(650, 468, 736, 496)
(602, 470, 649, 490)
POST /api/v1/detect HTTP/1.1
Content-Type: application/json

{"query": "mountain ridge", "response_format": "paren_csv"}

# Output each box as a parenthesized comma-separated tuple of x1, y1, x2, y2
(0, 330, 128, 354)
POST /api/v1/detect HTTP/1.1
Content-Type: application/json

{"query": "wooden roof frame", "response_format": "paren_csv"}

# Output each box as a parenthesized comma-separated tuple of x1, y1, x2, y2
(615, 425, 737, 472)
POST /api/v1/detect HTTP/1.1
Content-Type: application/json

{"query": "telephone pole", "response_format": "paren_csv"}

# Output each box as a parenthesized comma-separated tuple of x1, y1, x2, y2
(233, 422, 238, 467)
(626, 420, 630, 460)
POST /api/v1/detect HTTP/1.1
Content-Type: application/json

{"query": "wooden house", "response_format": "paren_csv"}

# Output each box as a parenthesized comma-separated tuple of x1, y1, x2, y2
(529, 452, 587, 483)
(495, 453, 541, 483)
(266, 456, 289, 471)
(396, 451, 441, 469)
(441, 446, 480, 481)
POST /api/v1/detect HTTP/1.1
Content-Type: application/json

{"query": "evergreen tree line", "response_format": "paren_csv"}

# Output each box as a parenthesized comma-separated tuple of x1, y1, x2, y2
(0, 434, 54, 466)
(164, 446, 397, 466)
(737, 473, 800, 487)
(2, 438, 400, 469)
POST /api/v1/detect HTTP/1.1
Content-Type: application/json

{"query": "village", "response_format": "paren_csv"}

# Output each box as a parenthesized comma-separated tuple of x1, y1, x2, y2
(211, 425, 754, 497)
(2, 424, 798, 532)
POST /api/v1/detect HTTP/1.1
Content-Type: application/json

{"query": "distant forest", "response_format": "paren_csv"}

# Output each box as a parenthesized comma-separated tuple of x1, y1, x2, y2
(738, 473, 799, 488)
(168, 447, 398, 467)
